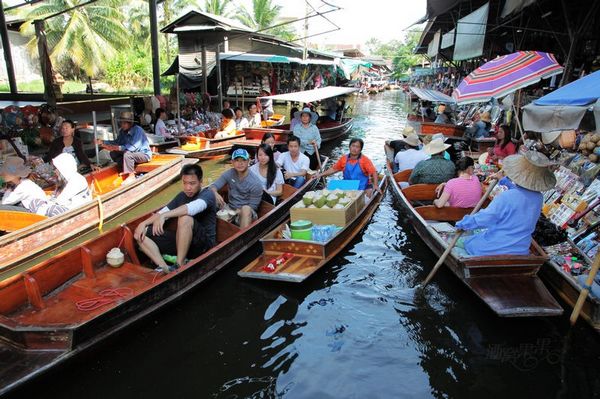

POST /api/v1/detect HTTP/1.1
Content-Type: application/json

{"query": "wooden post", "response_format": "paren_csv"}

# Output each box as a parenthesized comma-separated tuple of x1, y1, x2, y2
(148, 0, 161, 95)
(0, 0, 17, 94)
(34, 20, 57, 106)
(201, 43, 208, 95)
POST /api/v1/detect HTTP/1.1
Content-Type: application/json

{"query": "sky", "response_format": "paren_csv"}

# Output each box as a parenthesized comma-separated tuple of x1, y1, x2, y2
(247, 0, 427, 48)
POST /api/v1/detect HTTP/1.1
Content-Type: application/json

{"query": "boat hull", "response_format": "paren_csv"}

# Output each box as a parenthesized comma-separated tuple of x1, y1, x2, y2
(243, 117, 353, 143)
(0, 154, 183, 275)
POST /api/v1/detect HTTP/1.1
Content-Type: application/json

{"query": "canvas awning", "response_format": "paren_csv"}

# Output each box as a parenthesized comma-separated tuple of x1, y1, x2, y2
(220, 52, 301, 63)
(409, 87, 455, 103)
(260, 86, 358, 102)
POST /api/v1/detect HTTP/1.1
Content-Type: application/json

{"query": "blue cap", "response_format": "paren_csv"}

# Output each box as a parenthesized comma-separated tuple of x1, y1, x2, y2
(232, 148, 249, 160)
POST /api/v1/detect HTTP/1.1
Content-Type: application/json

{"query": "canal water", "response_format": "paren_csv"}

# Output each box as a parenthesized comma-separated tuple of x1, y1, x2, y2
(9, 91, 600, 398)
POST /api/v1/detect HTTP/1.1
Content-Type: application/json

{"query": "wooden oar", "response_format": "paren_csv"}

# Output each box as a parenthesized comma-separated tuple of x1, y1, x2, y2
(420, 179, 498, 288)
(313, 141, 323, 172)
(569, 251, 600, 325)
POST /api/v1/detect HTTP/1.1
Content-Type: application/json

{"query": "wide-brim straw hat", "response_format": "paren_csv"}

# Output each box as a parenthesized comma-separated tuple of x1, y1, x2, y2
(117, 111, 135, 123)
(294, 107, 318, 124)
(480, 111, 492, 122)
(424, 138, 451, 155)
(402, 133, 422, 147)
(431, 133, 448, 142)
(541, 131, 561, 145)
(0, 156, 31, 179)
(402, 125, 415, 136)
(502, 151, 557, 192)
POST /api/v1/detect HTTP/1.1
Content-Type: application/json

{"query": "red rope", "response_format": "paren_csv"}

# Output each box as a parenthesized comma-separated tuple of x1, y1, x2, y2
(75, 287, 134, 312)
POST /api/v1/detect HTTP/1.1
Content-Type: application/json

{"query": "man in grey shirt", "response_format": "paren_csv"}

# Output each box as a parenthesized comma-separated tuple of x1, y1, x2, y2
(210, 148, 264, 228)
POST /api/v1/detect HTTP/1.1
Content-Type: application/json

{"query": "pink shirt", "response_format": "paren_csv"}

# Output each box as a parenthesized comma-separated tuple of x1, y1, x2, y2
(493, 141, 516, 159)
(443, 175, 482, 208)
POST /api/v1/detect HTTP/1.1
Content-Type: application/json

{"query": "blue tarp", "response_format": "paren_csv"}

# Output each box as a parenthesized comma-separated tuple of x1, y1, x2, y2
(535, 70, 600, 106)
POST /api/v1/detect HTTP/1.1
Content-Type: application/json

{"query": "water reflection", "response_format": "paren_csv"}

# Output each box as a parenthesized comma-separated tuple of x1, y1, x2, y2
(7, 91, 600, 399)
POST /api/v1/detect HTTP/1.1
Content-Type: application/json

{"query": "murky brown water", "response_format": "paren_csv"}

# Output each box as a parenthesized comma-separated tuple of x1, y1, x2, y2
(7, 91, 600, 399)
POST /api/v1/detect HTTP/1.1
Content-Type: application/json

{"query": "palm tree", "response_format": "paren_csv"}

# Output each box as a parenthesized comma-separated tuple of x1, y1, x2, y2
(235, 0, 296, 40)
(203, 0, 231, 16)
(17, 0, 129, 78)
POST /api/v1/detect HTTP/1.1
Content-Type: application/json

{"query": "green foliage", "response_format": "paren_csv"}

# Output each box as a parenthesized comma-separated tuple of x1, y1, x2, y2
(104, 52, 153, 91)
(367, 31, 424, 78)
(203, 0, 232, 15)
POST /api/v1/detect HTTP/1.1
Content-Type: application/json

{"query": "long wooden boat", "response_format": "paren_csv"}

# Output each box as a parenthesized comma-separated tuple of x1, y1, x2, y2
(239, 177, 388, 282)
(385, 155, 563, 317)
(540, 248, 600, 333)
(420, 121, 465, 137)
(243, 117, 354, 144)
(0, 154, 183, 274)
(0, 179, 317, 395)
(407, 114, 435, 123)
(166, 130, 246, 159)
(262, 113, 285, 127)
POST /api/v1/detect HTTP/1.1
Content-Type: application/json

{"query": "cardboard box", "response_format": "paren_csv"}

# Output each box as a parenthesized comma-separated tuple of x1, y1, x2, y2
(291, 190, 365, 227)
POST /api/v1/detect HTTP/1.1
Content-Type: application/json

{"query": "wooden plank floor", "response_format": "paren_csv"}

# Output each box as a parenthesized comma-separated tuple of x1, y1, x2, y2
(11, 263, 156, 327)
(239, 254, 323, 282)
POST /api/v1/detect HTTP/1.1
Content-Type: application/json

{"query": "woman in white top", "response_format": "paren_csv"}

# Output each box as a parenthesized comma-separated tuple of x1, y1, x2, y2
(52, 153, 91, 209)
(234, 107, 249, 129)
(249, 144, 284, 204)
(154, 108, 171, 138)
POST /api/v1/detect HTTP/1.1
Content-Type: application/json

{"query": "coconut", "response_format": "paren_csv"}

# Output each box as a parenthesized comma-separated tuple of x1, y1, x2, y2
(321, 189, 331, 197)
(590, 154, 599, 163)
(308, 204, 316, 208)
(332, 189, 345, 199)
(593, 133, 600, 143)
(333, 204, 345, 209)
(313, 195, 327, 208)
(294, 202, 306, 208)
(338, 197, 351, 206)
(579, 143, 587, 151)
(326, 194, 338, 208)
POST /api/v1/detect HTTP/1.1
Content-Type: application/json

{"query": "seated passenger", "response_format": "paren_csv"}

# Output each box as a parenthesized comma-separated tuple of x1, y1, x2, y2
(45, 119, 99, 172)
(261, 133, 281, 162)
(408, 138, 456, 185)
(488, 124, 516, 161)
(465, 111, 492, 139)
(434, 104, 450, 124)
(455, 152, 556, 256)
(245, 103, 262, 128)
(134, 164, 217, 272)
(97, 111, 151, 185)
(0, 156, 66, 216)
(233, 107, 249, 130)
(210, 148, 263, 228)
(386, 125, 418, 156)
(276, 135, 310, 189)
(250, 144, 284, 205)
(433, 157, 481, 208)
(52, 153, 92, 210)
(394, 134, 428, 172)
(214, 108, 237, 139)
(289, 107, 300, 130)
(316, 138, 380, 196)
(154, 108, 173, 138)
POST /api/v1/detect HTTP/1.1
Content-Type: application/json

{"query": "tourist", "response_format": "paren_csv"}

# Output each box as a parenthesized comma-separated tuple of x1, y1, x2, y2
(134, 164, 216, 273)
(51, 153, 91, 210)
(386, 125, 418, 156)
(276, 135, 310, 188)
(246, 103, 262, 128)
(214, 108, 237, 139)
(222, 100, 231, 110)
(97, 111, 151, 185)
(289, 107, 300, 130)
(292, 107, 321, 170)
(0, 156, 66, 216)
(154, 108, 171, 138)
(408, 138, 455, 185)
(45, 119, 99, 171)
(465, 111, 492, 139)
(259, 88, 274, 119)
(434, 103, 450, 124)
(316, 138, 380, 196)
(433, 156, 482, 208)
(233, 107, 249, 129)
(250, 144, 284, 205)
(393, 133, 428, 172)
(488, 124, 516, 161)
(261, 133, 281, 162)
(455, 152, 556, 256)
(210, 148, 263, 228)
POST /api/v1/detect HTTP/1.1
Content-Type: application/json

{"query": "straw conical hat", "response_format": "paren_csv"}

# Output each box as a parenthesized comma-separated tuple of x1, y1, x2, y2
(402, 125, 415, 135)
(502, 151, 557, 192)
(402, 133, 421, 147)
(424, 138, 451, 155)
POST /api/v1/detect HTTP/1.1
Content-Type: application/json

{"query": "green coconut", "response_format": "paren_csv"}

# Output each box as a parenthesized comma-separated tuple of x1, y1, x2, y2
(326, 194, 339, 208)
(313, 195, 327, 208)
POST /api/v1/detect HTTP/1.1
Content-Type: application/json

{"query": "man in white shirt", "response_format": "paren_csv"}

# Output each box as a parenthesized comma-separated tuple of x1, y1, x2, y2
(276, 135, 310, 188)
(245, 103, 262, 128)
(394, 133, 429, 172)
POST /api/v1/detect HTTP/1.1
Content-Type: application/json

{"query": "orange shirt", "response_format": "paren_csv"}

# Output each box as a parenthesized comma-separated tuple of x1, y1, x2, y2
(333, 154, 376, 176)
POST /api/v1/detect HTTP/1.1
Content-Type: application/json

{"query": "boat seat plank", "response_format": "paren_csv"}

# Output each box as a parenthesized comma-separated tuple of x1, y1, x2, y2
(467, 275, 563, 317)
(416, 205, 473, 222)
(402, 184, 438, 201)
(216, 218, 241, 243)
(238, 254, 321, 282)
(257, 201, 275, 218)
(393, 169, 412, 183)
(133, 154, 174, 173)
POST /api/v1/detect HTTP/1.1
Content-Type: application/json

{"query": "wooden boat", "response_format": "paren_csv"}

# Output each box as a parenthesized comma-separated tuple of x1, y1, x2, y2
(239, 177, 388, 282)
(0, 179, 317, 395)
(244, 117, 354, 144)
(419, 121, 465, 137)
(540, 247, 600, 333)
(407, 114, 435, 123)
(385, 155, 563, 317)
(166, 130, 246, 159)
(0, 154, 184, 274)
(261, 113, 285, 127)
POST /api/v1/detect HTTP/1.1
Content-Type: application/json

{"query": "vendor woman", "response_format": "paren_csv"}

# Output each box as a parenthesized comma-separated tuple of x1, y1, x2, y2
(487, 124, 516, 161)
(316, 138, 380, 196)
(455, 151, 556, 256)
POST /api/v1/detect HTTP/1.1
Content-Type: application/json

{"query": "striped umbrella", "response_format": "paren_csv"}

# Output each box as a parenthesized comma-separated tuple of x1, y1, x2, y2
(452, 51, 563, 104)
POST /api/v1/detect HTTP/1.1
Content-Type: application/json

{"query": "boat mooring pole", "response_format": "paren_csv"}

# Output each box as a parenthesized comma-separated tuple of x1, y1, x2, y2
(92, 111, 99, 163)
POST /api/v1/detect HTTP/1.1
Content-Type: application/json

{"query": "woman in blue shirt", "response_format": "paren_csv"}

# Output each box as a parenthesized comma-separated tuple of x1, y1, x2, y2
(456, 151, 556, 256)
(292, 107, 321, 170)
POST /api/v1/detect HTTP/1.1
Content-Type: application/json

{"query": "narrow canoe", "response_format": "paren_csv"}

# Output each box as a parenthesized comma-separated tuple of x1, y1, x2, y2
(243, 117, 354, 143)
(238, 176, 388, 282)
(385, 154, 563, 317)
(0, 179, 317, 395)
(261, 113, 285, 127)
(420, 121, 465, 137)
(0, 154, 184, 274)
(166, 130, 246, 159)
